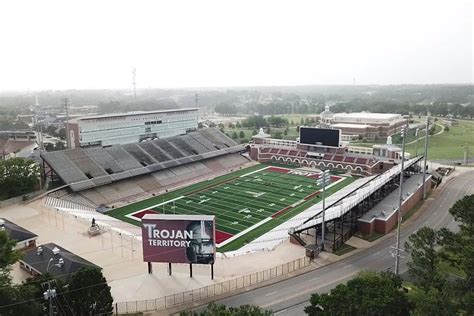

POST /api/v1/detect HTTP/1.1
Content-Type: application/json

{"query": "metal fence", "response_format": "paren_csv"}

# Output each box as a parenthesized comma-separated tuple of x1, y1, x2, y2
(114, 256, 311, 314)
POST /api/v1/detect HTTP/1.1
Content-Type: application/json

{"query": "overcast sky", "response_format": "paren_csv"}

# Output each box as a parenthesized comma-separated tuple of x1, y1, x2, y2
(0, 0, 472, 91)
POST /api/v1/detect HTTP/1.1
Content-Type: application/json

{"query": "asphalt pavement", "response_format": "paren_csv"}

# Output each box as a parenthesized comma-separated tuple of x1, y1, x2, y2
(206, 170, 474, 315)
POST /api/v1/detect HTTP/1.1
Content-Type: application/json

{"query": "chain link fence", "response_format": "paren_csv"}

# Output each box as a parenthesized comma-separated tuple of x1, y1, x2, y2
(114, 256, 311, 314)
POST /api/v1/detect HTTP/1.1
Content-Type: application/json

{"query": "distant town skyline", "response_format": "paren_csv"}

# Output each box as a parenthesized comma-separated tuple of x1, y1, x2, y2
(0, 0, 472, 91)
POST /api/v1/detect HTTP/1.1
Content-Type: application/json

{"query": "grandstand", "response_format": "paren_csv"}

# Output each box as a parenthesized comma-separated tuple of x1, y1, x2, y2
(250, 133, 384, 176)
(42, 128, 248, 206)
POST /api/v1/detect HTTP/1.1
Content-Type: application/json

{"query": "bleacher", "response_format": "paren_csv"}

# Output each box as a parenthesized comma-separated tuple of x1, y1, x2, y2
(42, 128, 246, 193)
(84, 147, 125, 174)
(138, 141, 171, 162)
(122, 143, 157, 166)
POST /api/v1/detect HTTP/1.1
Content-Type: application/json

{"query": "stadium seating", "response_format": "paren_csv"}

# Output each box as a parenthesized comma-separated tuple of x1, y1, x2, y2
(105, 146, 143, 170)
(189, 133, 219, 151)
(41, 129, 246, 194)
(153, 139, 184, 159)
(122, 143, 157, 166)
(180, 135, 208, 154)
(138, 141, 171, 162)
(333, 155, 344, 162)
(343, 156, 355, 163)
(84, 147, 125, 174)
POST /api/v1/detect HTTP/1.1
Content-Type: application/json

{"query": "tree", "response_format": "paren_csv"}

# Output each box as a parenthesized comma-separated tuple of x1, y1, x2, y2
(438, 194, 474, 313)
(231, 132, 238, 139)
(0, 231, 21, 270)
(0, 231, 42, 315)
(198, 122, 204, 129)
(181, 302, 271, 315)
(444, 125, 450, 132)
(305, 271, 412, 315)
(0, 158, 39, 199)
(239, 131, 245, 139)
(65, 267, 113, 315)
(236, 121, 241, 128)
(272, 131, 283, 139)
(404, 227, 444, 291)
(214, 103, 237, 115)
(54, 141, 65, 150)
(57, 128, 66, 140)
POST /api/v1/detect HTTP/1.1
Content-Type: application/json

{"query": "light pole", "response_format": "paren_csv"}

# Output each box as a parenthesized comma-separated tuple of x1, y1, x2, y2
(421, 117, 430, 200)
(414, 128, 419, 157)
(317, 169, 330, 251)
(394, 124, 407, 275)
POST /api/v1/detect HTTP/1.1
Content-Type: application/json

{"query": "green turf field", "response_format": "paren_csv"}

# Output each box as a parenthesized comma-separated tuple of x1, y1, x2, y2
(107, 164, 354, 251)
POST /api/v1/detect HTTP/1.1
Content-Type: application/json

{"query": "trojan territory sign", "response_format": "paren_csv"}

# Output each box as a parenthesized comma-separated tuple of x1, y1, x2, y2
(141, 214, 216, 264)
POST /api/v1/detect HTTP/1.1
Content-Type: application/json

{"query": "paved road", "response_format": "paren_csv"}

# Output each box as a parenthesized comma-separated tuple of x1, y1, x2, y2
(208, 171, 474, 315)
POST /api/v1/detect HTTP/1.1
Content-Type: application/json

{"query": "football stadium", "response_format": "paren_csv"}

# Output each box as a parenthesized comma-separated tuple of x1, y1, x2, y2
(41, 124, 430, 256)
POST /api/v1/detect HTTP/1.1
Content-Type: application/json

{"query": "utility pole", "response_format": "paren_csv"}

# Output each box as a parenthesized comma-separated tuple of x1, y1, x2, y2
(414, 128, 419, 157)
(132, 68, 137, 104)
(463, 144, 470, 165)
(394, 124, 408, 275)
(34, 101, 44, 190)
(64, 98, 70, 149)
(421, 117, 430, 200)
(317, 169, 330, 251)
(42, 279, 57, 316)
(195, 93, 199, 108)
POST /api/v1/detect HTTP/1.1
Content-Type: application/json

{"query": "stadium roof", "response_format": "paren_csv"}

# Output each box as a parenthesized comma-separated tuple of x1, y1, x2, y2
(70, 108, 198, 122)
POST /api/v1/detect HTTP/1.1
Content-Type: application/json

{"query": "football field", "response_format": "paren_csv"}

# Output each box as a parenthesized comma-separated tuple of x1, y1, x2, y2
(108, 165, 353, 252)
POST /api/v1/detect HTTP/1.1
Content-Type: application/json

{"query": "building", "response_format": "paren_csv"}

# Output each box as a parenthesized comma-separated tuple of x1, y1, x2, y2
(326, 112, 407, 140)
(0, 218, 38, 250)
(19, 243, 100, 281)
(0, 139, 37, 159)
(67, 108, 199, 148)
(320, 105, 334, 124)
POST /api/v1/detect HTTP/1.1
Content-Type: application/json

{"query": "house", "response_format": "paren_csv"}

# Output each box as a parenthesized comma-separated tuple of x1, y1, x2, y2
(0, 139, 37, 159)
(0, 218, 38, 250)
(19, 243, 100, 282)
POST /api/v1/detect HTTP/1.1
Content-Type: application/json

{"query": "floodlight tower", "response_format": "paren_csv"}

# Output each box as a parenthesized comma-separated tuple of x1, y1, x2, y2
(316, 169, 331, 251)
(421, 117, 430, 200)
(132, 68, 137, 104)
(64, 98, 70, 149)
(414, 128, 419, 157)
(394, 124, 408, 275)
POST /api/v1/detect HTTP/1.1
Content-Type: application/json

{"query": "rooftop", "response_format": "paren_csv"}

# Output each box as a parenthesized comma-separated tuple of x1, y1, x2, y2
(333, 112, 402, 120)
(73, 108, 198, 122)
(0, 218, 37, 243)
(21, 243, 100, 282)
(331, 123, 371, 128)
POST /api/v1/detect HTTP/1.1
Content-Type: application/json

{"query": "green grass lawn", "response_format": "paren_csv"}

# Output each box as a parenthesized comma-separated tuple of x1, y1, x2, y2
(107, 163, 354, 252)
(405, 120, 474, 160)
